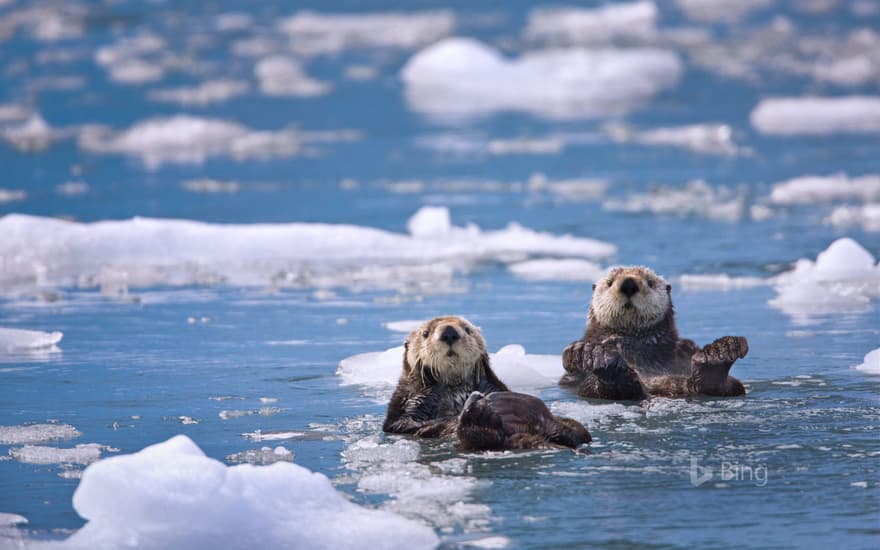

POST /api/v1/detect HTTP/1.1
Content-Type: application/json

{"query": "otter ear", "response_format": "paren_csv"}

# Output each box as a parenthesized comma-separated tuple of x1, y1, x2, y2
(591, 283, 596, 291)
(402, 340, 411, 374)
(666, 284, 672, 295)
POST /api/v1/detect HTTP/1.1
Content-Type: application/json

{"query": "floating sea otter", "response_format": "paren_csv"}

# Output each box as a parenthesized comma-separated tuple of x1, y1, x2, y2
(561, 266, 749, 400)
(383, 316, 590, 450)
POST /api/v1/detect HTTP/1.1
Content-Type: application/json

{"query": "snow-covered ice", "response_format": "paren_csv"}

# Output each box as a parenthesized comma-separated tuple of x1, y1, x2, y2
(604, 123, 740, 156)
(255, 56, 331, 97)
(9, 444, 106, 466)
(678, 274, 771, 291)
(384, 320, 426, 333)
(751, 96, 880, 135)
(675, 0, 773, 23)
(508, 259, 605, 282)
(0, 328, 63, 352)
(524, 1, 658, 45)
(225, 446, 295, 465)
(769, 174, 880, 205)
(0, 207, 614, 295)
(854, 348, 880, 376)
(2, 113, 52, 152)
(148, 80, 250, 106)
(0, 189, 26, 204)
(769, 238, 880, 320)
(603, 180, 748, 221)
(401, 37, 682, 121)
(0, 423, 80, 445)
(337, 343, 562, 401)
(279, 10, 455, 56)
(826, 204, 880, 232)
(32, 435, 438, 549)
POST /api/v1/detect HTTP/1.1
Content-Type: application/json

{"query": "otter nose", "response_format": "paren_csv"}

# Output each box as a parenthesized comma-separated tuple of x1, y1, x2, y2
(439, 325, 460, 345)
(620, 277, 639, 298)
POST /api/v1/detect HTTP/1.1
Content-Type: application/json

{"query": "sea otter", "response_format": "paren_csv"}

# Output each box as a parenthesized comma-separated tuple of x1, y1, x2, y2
(383, 316, 590, 450)
(560, 266, 748, 400)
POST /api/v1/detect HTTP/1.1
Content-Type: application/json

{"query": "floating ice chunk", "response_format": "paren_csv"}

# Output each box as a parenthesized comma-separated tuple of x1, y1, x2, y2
(814, 55, 875, 86)
(605, 122, 740, 156)
(50, 435, 438, 549)
(255, 56, 331, 97)
(530, 174, 609, 202)
(678, 274, 771, 290)
(181, 179, 241, 194)
(508, 259, 605, 282)
(56, 181, 89, 196)
(406, 206, 452, 237)
(2, 113, 52, 152)
(854, 348, 880, 375)
(337, 343, 562, 400)
(603, 180, 748, 221)
(226, 446, 295, 465)
(769, 238, 880, 320)
(280, 10, 455, 56)
(214, 12, 254, 32)
(148, 79, 250, 105)
(0, 189, 26, 203)
(826, 204, 880, 231)
(0, 208, 613, 294)
(0, 328, 63, 352)
(769, 174, 880, 204)
(402, 38, 682, 121)
(550, 401, 642, 428)
(486, 137, 564, 155)
(384, 320, 426, 333)
(78, 115, 358, 169)
(676, 0, 773, 23)
(751, 96, 880, 135)
(0, 423, 79, 445)
(524, 1, 658, 45)
(465, 536, 511, 549)
(9, 444, 105, 465)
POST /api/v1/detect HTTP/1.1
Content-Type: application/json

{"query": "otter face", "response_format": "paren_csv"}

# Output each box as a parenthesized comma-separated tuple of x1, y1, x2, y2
(405, 316, 488, 386)
(590, 266, 671, 331)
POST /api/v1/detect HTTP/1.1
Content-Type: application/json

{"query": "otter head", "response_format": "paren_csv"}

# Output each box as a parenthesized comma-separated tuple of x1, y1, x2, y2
(404, 316, 489, 386)
(590, 266, 671, 332)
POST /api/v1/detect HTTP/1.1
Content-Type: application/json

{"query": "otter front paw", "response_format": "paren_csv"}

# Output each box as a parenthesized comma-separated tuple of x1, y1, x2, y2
(693, 336, 748, 367)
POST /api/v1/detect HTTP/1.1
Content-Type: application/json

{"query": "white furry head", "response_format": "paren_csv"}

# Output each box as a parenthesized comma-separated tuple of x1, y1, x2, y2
(590, 266, 671, 332)
(404, 316, 488, 386)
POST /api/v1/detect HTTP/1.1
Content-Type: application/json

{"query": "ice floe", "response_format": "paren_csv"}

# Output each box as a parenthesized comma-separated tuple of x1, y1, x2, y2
(0, 189, 26, 203)
(337, 343, 562, 401)
(751, 96, 880, 135)
(508, 259, 605, 282)
(2, 113, 52, 152)
(148, 79, 250, 105)
(33, 435, 438, 549)
(0, 207, 614, 295)
(826, 204, 880, 231)
(0, 423, 79, 445)
(854, 348, 880, 376)
(769, 173, 880, 205)
(678, 274, 771, 290)
(524, 1, 658, 45)
(8, 443, 107, 466)
(255, 56, 331, 97)
(604, 123, 741, 156)
(279, 10, 455, 56)
(181, 179, 241, 194)
(401, 38, 682, 121)
(384, 320, 426, 333)
(675, 0, 773, 23)
(77, 115, 359, 169)
(225, 446, 294, 465)
(769, 238, 880, 320)
(603, 180, 749, 221)
(94, 32, 169, 85)
(0, 328, 63, 352)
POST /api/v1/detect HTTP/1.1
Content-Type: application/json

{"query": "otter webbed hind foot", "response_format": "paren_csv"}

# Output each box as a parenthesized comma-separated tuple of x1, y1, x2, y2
(690, 336, 748, 396)
(456, 392, 590, 451)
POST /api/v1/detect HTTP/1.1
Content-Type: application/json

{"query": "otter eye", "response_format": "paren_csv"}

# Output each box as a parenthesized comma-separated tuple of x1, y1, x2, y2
(648, 279, 655, 289)
(464, 326, 472, 335)
(422, 330, 429, 338)
(607, 279, 613, 287)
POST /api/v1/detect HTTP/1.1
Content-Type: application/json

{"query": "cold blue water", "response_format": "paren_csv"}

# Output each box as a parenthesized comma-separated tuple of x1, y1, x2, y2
(1, 0, 879, 548)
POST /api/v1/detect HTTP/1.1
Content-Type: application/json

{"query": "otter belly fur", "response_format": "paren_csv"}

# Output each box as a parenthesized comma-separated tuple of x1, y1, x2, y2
(560, 266, 748, 401)
(383, 316, 590, 450)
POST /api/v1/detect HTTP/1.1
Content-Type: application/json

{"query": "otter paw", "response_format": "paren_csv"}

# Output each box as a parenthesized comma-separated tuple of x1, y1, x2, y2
(587, 337, 626, 376)
(694, 336, 749, 366)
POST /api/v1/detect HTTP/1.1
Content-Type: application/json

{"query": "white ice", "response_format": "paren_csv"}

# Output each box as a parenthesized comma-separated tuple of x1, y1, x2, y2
(0, 423, 79, 445)
(148, 80, 250, 106)
(854, 348, 880, 376)
(769, 238, 880, 321)
(225, 446, 294, 465)
(401, 37, 681, 121)
(9, 444, 105, 466)
(826, 204, 880, 232)
(255, 56, 331, 97)
(603, 180, 749, 221)
(678, 274, 771, 291)
(279, 10, 455, 56)
(27, 435, 438, 549)
(769, 174, 880, 204)
(605, 122, 740, 156)
(2, 113, 52, 152)
(337, 343, 562, 401)
(524, 1, 658, 45)
(384, 320, 426, 333)
(508, 259, 605, 282)
(751, 96, 880, 135)
(0, 328, 63, 352)
(0, 207, 615, 295)
(77, 115, 359, 169)
(0, 189, 26, 204)
(675, 0, 773, 23)
(0, 513, 27, 527)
